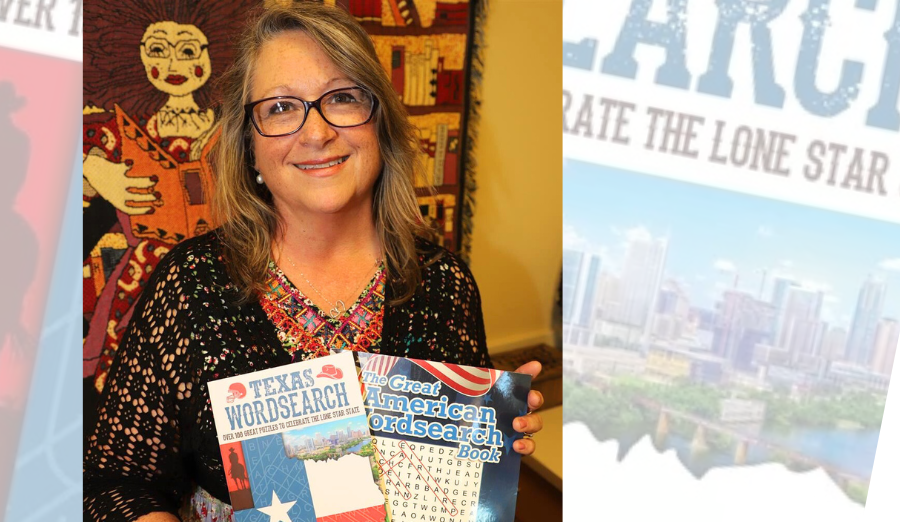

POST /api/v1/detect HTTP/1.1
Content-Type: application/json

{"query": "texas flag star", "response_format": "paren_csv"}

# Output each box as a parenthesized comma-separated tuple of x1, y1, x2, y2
(257, 491, 296, 522)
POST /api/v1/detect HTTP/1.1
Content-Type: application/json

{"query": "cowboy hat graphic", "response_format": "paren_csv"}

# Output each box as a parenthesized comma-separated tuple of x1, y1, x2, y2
(317, 364, 343, 380)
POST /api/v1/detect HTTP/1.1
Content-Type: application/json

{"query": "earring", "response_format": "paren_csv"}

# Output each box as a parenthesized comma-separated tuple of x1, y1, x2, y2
(256, 173, 264, 185)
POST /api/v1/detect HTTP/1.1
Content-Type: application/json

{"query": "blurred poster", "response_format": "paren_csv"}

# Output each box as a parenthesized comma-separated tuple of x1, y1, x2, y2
(0, 1, 82, 519)
(563, 1, 900, 520)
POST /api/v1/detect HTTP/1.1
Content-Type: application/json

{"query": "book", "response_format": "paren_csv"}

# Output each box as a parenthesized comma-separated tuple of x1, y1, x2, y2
(116, 105, 218, 243)
(391, 45, 405, 97)
(404, 50, 416, 107)
(434, 3, 469, 27)
(426, 39, 438, 106)
(433, 124, 448, 186)
(436, 67, 463, 106)
(357, 353, 532, 522)
(563, 1, 900, 519)
(349, 0, 381, 23)
(208, 351, 387, 522)
(442, 129, 459, 186)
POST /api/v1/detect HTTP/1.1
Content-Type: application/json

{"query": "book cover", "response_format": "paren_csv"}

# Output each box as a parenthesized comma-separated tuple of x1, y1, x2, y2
(116, 105, 218, 243)
(357, 353, 531, 522)
(0, 2, 81, 515)
(208, 351, 387, 522)
(564, 0, 900, 520)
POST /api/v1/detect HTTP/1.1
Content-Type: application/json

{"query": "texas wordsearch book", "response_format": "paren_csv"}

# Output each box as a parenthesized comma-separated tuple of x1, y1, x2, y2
(357, 353, 531, 522)
(208, 350, 386, 522)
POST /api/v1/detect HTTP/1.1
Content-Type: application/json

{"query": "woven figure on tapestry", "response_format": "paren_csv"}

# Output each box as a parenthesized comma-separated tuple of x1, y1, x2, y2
(82, 0, 251, 389)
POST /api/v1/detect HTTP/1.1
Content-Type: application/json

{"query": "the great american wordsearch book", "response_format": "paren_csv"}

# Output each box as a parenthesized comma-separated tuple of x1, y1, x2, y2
(357, 353, 532, 522)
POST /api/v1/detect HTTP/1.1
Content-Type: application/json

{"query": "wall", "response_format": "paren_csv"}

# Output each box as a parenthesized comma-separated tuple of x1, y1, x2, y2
(469, 0, 562, 354)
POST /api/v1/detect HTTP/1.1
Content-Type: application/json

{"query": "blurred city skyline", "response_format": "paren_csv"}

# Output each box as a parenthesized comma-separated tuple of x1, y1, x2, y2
(563, 160, 900, 331)
(562, 159, 898, 504)
(563, 160, 900, 385)
(282, 416, 369, 448)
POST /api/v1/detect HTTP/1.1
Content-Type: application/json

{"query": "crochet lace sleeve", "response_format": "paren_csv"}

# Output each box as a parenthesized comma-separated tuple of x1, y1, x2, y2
(449, 255, 491, 368)
(420, 246, 492, 369)
(83, 250, 197, 521)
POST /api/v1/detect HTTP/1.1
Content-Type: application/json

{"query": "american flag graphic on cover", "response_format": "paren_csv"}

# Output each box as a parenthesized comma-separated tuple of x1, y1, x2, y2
(357, 353, 531, 522)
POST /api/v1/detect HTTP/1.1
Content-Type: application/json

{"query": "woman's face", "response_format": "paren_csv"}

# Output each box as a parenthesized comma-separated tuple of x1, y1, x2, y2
(250, 30, 383, 221)
(140, 22, 212, 97)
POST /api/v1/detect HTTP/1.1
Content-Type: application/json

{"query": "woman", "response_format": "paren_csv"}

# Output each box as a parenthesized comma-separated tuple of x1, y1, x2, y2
(83, 4, 544, 521)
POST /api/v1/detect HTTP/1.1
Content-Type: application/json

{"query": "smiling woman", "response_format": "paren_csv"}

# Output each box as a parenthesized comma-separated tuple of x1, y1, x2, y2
(83, 4, 546, 522)
(246, 30, 385, 240)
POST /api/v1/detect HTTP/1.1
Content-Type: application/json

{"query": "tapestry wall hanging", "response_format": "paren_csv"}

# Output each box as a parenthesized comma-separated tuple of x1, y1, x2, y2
(82, 0, 485, 411)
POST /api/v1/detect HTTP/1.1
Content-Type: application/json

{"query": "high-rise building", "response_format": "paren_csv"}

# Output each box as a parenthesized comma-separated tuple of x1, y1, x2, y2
(574, 254, 602, 328)
(712, 290, 775, 370)
(821, 326, 848, 361)
(616, 235, 668, 331)
(562, 249, 602, 345)
(562, 249, 582, 324)
(846, 276, 887, 366)
(653, 280, 691, 341)
(776, 286, 823, 363)
(770, 277, 796, 309)
(595, 272, 622, 321)
(872, 318, 900, 375)
(769, 276, 796, 339)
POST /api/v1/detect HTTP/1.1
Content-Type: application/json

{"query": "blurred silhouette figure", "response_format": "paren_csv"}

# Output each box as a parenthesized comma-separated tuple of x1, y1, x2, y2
(0, 82, 36, 410)
(227, 448, 248, 490)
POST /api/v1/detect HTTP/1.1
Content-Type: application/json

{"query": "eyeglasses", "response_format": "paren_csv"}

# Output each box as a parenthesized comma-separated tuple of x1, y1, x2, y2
(141, 38, 208, 61)
(244, 86, 378, 138)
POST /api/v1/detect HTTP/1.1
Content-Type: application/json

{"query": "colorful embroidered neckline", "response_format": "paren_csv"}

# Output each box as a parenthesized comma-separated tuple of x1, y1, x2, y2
(260, 261, 385, 360)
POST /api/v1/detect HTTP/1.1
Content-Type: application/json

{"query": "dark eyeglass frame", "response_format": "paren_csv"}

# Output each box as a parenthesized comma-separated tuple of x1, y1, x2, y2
(140, 39, 209, 60)
(244, 86, 379, 138)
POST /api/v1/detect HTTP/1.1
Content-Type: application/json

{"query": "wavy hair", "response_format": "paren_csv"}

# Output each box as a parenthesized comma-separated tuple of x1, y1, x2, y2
(213, 2, 428, 305)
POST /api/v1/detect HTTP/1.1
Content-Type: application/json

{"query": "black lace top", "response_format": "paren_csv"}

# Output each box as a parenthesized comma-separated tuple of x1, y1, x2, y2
(83, 232, 490, 521)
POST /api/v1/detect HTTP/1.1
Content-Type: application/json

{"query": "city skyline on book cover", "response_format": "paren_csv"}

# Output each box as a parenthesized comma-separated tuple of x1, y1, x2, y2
(563, 160, 900, 507)
(208, 351, 387, 522)
(357, 353, 531, 522)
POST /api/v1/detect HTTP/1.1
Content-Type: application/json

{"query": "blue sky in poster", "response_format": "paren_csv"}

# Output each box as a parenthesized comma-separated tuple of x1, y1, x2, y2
(563, 159, 900, 329)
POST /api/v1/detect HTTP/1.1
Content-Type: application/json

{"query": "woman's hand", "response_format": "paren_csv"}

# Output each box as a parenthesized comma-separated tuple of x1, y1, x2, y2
(511, 360, 545, 455)
(83, 151, 158, 215)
